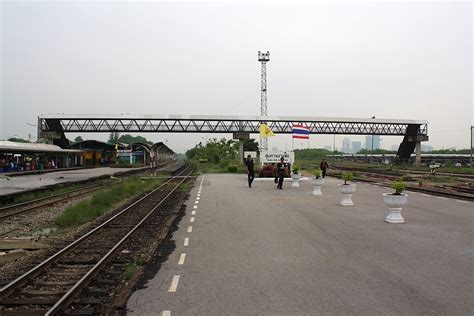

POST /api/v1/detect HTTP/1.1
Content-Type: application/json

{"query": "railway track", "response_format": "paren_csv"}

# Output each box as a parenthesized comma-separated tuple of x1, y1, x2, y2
(0, 166, 193, 315)
(328, 169, 474, 201)
(0, 162, 176, 221)
(331, 164, 474, 179)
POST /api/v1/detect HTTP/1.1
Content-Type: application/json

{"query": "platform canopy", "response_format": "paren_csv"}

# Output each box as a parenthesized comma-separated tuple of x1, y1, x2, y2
(0, 141, 82, 153)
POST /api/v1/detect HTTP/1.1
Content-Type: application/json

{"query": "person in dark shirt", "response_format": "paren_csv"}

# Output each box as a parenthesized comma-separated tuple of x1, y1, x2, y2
(276, 157, 287, 189)
(320, 158, 329, 178)
(245, 155, 255, 188)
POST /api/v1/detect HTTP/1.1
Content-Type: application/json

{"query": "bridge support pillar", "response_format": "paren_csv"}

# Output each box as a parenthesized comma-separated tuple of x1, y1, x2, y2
(407, 135, 428, 167)
(233, 132, 250, 164)
(415, 141, 421, 167)
(239, 140, 244, 164)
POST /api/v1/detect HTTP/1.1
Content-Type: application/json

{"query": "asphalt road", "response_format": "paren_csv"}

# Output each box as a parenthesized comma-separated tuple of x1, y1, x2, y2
(127, 174, 473, 315)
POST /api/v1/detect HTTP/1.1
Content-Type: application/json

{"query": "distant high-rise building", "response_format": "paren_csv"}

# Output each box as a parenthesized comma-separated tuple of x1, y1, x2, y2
(342, 137, 351, 153)
(351, 141, 362, 154)
(365, 135, 380, 150)
(365, 136, 372, 150)
(373, 136, 380, 150)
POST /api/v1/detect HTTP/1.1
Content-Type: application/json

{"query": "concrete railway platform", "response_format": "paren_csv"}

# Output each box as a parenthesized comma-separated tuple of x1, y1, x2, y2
(126, 174, 472, 315)
(0, 166, 149, 197)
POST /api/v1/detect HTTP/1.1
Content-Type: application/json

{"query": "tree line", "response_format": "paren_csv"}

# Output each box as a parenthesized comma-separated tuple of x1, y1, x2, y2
(185, 138, 259, 164)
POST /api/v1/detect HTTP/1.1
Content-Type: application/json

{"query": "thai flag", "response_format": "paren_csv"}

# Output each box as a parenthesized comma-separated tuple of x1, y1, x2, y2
(292, 124, 310, 139)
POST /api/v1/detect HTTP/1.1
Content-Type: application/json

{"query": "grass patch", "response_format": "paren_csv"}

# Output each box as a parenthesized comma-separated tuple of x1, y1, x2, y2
(55, 177, 164, 228)
(179, 180, 194, 192)
(188, 160, 249, 174)
(424, 176, 457, 183)
(123, 254, 147, 280)
(437, 166, 474, 175)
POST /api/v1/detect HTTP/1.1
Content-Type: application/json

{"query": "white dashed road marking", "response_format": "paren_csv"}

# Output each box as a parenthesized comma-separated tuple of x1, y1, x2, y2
(168, 275, 180, 292)
(184, 238, 189, 246)
(196, 197, 200, 200)
(187, 226, 193, 233)
(194, 201, 199, 204)
(190, 217, 195, 223)
(191, 210, 196, 215)
(178, 253, 186, 265)
(193, 205, 198, 209)
(161, 311, 171, 316)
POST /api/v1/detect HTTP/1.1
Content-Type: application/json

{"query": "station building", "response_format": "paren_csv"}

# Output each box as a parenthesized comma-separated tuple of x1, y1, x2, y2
(69, 140, 175, 167)
(0, 139, 176, 173)
(69, 140, 121, 166)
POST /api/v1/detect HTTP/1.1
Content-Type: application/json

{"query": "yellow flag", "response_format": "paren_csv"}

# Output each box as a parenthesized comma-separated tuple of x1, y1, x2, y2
(259, 124, 275, 138)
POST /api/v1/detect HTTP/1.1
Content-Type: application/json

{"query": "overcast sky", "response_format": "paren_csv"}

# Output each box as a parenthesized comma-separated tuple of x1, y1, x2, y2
(1, 1, 472, 153)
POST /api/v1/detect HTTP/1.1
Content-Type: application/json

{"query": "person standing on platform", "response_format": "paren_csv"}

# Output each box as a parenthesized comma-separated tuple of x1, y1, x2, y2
(245, 155, 255, 188)
(320, 158, 329, 178)
(276, 156, 287, 190)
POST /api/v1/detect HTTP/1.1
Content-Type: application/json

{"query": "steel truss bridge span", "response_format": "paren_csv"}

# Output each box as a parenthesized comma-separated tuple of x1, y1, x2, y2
(39, 114, 428, 136)
(38, 114, 428, 162)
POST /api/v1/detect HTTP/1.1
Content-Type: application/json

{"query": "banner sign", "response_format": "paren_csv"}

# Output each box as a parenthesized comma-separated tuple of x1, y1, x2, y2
(244, 151, 258, 159)
(260, 151, 294, 164)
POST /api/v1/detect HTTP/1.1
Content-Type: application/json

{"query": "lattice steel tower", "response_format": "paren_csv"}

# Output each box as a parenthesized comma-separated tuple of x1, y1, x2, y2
(258, 50, 270, 152)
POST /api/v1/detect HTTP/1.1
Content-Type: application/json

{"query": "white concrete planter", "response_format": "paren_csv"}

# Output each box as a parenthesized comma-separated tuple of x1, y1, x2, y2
(383, 193, 407, 223)
(311, 177, 325, 195)
(291, 173, 301, 187)
(338, 184, 356, 206)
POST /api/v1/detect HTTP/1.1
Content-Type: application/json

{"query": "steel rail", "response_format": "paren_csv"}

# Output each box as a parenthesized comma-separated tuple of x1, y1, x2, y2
(0, 166, 189, 298)
(46, 168, 193, 315)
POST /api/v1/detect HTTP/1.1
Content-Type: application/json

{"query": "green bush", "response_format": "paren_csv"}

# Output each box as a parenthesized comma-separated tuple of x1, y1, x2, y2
(313, 169, 322, 178)
(443, 160, 454, 168)
(392, 180, 406, 195)
(198, 158, 209, 163)
(292, 163, 300, 174)
(227, 164, 238, 172)
(341, 172, 354, 184)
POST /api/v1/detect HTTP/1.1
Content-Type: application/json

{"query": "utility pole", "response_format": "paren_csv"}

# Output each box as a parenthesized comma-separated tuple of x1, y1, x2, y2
(258, 51, 270, 153)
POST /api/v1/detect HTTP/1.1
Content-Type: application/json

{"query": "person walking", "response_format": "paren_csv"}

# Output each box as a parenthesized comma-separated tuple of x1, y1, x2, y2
(320, 158, 329, 178)
(276, 156, 287, 190)
(245, 155, 255, 188)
